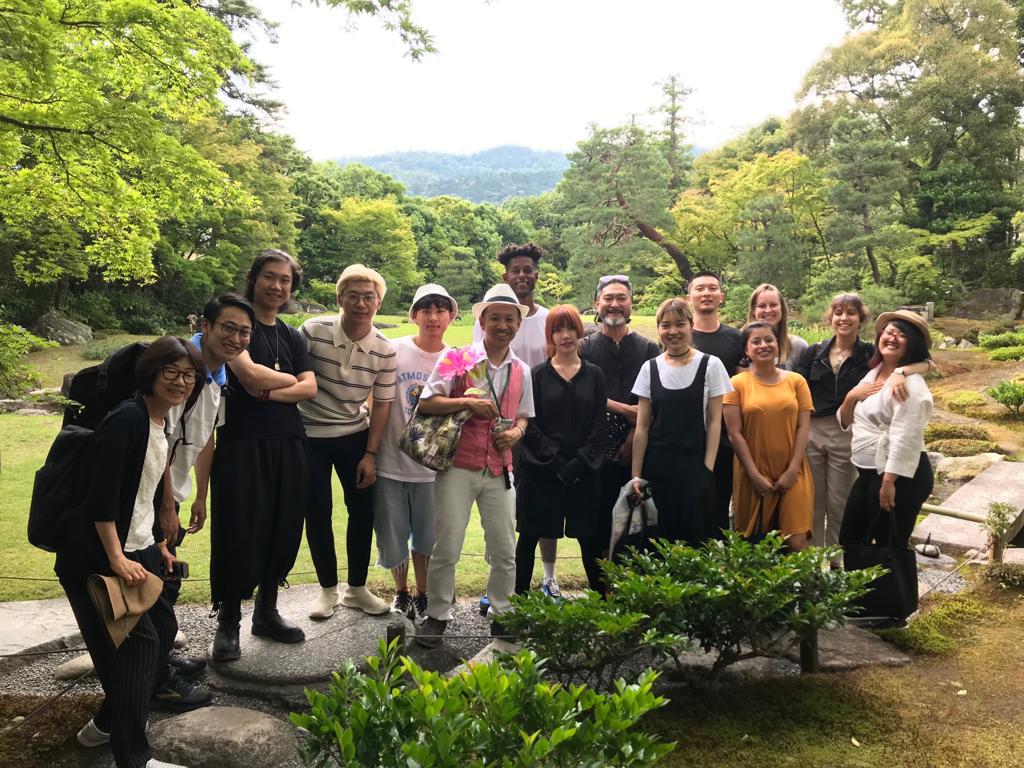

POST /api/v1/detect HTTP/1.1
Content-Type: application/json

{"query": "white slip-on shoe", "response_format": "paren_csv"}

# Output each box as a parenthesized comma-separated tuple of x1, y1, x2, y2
(308, 586, 342, 619)
(76, 718, 110, 748)
(146, 759, 188, 768)
(340, 585, 390, 615)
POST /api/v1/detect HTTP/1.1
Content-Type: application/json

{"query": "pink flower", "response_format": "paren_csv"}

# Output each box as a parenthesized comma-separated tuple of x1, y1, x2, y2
(436, 345, 485, 381)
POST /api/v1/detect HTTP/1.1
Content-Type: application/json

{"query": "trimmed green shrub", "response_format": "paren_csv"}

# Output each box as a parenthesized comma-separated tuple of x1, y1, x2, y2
(81, 338, 134, 361)
(988, 345, 1024, 362)
(0, 324, 56, 397)
(64, 291, 119, 331)
(925, 438, 999, 457)
(109, 293, 173, 335)
(945, 390, 987, 414)
(982, 563, 1024, 590)
(301, 279, 339, 308)
(291, 639, 674, 768)
(978, 330, 1024, 349)
(924, 423, 991, 442)
(987, 379, 1024, 416)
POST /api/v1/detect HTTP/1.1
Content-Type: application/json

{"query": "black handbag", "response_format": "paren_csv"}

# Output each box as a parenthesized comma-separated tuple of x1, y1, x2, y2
(743, 495, 780, 545)
(843, 509, 918, 620)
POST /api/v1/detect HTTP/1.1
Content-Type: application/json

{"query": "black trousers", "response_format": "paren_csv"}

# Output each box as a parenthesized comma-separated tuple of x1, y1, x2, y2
(59, 545, 176, 768)
(515, 532, 605, 595)
(574, 460, 631, 595)
(839, 453, 934, 548)
(712, 442, 734, 538)
(210, 436, 308, 603)
(307, 430, 375, 588)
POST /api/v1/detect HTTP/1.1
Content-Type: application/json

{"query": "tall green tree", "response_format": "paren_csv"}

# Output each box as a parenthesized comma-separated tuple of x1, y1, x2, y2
(654, 75, 694, 193)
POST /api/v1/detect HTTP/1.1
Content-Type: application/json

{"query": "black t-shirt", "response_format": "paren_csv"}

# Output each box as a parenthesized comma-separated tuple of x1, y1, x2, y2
(219, 318, 314, 440)
(692, 324, 744, 377)
(579, 330, 661, 405)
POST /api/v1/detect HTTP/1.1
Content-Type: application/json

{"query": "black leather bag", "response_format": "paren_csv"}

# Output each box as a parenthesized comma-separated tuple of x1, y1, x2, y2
(743, 496, 780, 545)
(843, 510, 918, 620)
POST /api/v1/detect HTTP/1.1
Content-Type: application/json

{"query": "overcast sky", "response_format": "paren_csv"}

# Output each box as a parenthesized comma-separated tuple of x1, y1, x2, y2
(247, 0, 850, 159)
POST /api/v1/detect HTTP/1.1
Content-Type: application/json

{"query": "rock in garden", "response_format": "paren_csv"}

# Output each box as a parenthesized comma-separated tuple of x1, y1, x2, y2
(927, 451, 944, 472)
(31, 309, 93, 346)
(148, 706, 297, 768)
(936, 453, 1004, 482)
(54, 652, 95, 681)
(957, 338, 976, 349)
(15, 408, 50, 416)
(943, 336, 956, 346)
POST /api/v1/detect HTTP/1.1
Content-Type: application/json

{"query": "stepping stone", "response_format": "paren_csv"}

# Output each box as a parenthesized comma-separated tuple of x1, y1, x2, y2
(448, 638, 521, 677)
(913, 462, 1024, 555)
(148, 706, 296, 768)
(781, 625, 911, 671)
(54, 652, 95, 681)
(0, 597, 81, 674)
(935, 453, 1003, 482)
(207, 584, 412, 700)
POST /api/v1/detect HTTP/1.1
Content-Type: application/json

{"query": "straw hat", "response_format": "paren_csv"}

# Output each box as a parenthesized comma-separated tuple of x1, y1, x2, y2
(471, 284, 529, 320)
(874, 309, 932, 349)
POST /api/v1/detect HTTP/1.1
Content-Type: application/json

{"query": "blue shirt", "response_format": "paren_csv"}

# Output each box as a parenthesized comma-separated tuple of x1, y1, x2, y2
(189, 332, 227, 387)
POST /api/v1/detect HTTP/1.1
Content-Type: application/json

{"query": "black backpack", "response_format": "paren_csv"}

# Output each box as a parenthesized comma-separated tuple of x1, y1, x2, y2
(30, 342, 150, 551)
(62, 342, 150, 429)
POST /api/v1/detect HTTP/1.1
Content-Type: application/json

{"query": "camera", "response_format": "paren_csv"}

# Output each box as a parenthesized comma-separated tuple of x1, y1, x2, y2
(167, 560, 189, 580)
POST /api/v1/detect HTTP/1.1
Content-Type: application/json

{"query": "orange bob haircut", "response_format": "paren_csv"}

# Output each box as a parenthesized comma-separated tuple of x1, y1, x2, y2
(544, 304, 585, 359)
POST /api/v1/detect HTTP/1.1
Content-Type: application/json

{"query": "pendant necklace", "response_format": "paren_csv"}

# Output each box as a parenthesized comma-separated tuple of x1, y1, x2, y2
(257, 321, 281, 371)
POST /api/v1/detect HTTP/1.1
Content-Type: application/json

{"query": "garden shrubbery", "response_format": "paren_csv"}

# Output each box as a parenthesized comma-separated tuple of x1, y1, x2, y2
(987, 379, 1024, 417)
(978, 330, 1024, 349)
(291, 639, 674, 768)
(924, 422, 990, 442)
(987, 345, 1024, 362)
(0, 323, 56, 397)
(503, 533, 880, 686)
(925, 438, 999, 456)
(945, 390, 988, 415)
(64, 291, 120, 331)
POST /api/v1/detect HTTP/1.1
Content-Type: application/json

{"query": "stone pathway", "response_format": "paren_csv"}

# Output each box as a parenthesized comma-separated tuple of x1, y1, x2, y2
(0, 597, 80, 674)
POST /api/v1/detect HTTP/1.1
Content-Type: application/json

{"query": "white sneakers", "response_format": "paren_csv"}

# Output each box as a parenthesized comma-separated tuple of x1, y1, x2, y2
(146, 760, 188, 768)
(308, 586, 343, 619)
(340, 585, 390, 615)
(76, 718, 109, 747)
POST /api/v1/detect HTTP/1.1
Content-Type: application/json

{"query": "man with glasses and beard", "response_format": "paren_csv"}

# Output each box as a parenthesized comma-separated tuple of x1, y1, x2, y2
(578, 275, 659, 593)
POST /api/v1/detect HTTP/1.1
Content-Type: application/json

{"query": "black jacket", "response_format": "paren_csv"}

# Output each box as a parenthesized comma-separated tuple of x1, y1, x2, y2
(56, 396, 155, 577)
(794, 337, 876, 419)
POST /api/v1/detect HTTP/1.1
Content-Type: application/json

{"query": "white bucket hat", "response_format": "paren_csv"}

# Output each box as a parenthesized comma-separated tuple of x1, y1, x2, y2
(472, 284, 529, 320)
(408, 283, 458, 321)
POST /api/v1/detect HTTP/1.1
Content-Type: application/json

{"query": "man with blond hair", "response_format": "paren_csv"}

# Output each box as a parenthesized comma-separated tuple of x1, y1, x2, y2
(299, 265, 398, 618)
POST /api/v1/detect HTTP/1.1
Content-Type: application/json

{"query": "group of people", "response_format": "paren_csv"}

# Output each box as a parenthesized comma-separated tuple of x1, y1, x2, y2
(52, 243, 936, 768)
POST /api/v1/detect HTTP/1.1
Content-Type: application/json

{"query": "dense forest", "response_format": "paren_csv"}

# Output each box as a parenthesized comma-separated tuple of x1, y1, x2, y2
(337, 146, 570, 203)
(3, 0, 1024, 392)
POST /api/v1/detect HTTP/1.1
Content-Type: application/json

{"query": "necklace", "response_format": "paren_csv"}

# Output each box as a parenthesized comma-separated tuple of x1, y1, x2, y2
(666, 348, 692, 359)
(257, 320, 281, 371)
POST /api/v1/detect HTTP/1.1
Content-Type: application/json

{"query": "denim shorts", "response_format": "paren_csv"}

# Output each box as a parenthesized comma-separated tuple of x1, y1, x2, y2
(373, 476, 437, 569)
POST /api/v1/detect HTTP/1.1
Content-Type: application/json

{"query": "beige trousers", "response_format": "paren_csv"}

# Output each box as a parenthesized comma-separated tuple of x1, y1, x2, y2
(807, 416, 858, 550)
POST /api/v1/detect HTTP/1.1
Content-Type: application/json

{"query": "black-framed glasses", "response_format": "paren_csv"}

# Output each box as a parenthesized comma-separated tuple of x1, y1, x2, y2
(160, 367, 198, 385)
(214, 321, 252, 339)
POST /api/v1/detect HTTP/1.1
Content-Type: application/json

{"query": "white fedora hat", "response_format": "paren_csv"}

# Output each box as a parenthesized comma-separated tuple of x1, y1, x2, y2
(408, 283, 458, 321)
(471, 284, 529, 320)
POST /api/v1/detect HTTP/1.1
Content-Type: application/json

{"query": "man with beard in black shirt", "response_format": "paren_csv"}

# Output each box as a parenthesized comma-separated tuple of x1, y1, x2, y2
(688, 270, 743, 537)
(578, 275, 659, 592)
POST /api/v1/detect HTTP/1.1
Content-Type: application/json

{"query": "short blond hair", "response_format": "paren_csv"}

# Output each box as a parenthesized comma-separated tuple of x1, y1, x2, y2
(655, 297, 693, 325)
(336, 264, 387, 302)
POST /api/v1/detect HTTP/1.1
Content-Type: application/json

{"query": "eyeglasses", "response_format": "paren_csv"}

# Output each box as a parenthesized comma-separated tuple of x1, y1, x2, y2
(343, 292, 379, 306)
(160, 367, 198, 385)
(595, 274, 632, 298)
(214, 321, 252, 339)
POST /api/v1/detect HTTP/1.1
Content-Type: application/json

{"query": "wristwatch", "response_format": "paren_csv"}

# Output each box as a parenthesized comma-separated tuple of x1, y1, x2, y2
(893, 367, 906, 376)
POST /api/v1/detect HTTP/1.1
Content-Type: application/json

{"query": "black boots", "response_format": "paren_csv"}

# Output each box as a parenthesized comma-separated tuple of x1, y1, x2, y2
(212, 600, 241, 662)
(251, 580, 305, 644)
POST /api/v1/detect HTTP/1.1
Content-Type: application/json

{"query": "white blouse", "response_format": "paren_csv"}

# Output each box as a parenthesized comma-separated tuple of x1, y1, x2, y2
(841, 366, 932, 478)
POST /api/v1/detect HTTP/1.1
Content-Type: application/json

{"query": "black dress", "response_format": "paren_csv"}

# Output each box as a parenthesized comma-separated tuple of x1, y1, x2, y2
(517, 360, 608, 539)
(641, 356, 718, 545)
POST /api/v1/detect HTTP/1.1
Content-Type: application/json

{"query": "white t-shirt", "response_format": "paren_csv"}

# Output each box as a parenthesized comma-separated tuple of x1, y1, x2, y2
(165, 383, 221, 503)
(473, 304, 550, 369)
(631, 351, 733, 429)
(377, 336, 448, 483)
(125, 421, 168, 552)
(420, 341, 535, 419)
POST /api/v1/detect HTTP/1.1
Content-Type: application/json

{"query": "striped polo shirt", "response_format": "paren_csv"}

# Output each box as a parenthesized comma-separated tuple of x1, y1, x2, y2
(298, 314, 397, 438)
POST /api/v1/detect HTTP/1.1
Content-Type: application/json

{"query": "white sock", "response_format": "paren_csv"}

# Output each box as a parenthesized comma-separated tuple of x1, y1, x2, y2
(542, 561, 556, 581)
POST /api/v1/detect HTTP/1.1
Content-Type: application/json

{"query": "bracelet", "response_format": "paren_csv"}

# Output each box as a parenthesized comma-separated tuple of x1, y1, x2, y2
(516, 425, 526, 437)
(258, 389, 270, 401)
(156, 539, 168, 547)
(365, 449, 377, 456)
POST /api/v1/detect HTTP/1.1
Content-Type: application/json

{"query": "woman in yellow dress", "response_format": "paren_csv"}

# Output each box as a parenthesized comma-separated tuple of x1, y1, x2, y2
(723, 320, 814, 550)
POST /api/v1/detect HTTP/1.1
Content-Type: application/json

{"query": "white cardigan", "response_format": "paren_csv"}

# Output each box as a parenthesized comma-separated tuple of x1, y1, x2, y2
(840, 366, 933, 478)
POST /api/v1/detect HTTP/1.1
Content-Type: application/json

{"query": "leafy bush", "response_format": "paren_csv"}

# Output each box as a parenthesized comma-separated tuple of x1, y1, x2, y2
(82, 338, 135, 361)
(983, 501, 1015, 546)
(291, 639, 674, 768)
(987, 379, 1024, 416)
(279, 312, 314, 329)
(64, 291, 120, 331)
(506, 534, 881, 685)
(108, 293, 174, 335)
(875, 595, 985, 655)
(302, 279, 339, 308)
(981, 562, 1024, 590)
(978, 330, 1024, 349)
(856, 283, 907, 318)
(945, 390, 987, 415)
(987, 345, 1024, 362)
(0, 324, 56, 397)
(925, 438, 999, 456)
(720, 282, 754, 325)
(924, 423, 990, 442)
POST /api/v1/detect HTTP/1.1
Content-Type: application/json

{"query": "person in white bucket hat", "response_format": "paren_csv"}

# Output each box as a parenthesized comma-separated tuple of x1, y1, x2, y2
(372, 284, 458, 621)
(414, 284, 534, 648)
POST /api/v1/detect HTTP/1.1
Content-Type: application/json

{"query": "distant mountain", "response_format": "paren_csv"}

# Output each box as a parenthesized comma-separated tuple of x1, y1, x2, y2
(335, 145, 570, 203)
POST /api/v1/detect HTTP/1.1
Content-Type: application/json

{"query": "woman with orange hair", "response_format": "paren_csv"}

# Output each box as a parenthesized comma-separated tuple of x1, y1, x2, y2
(516, 305, 609, 594)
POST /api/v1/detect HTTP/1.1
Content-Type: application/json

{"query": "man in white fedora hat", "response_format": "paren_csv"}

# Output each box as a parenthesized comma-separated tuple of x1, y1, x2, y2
(414, 284, 535, 647)
(373, 283, 457, 621)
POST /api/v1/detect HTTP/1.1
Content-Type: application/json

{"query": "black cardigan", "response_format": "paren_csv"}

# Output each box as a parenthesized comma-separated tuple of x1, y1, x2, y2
(56, 396, 155, 577)
(794, 337, 876, 419)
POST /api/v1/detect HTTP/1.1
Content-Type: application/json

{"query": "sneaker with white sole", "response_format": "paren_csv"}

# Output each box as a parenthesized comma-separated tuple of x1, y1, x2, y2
(391, 589, 413, 617)
(146, 759, 188, 768)
(412, 592, 428, 621)
(340, 584, 390, 615)
(541, 577, 562, 600)
(308, 586, 342, 619)
(76, 718, 110, 748)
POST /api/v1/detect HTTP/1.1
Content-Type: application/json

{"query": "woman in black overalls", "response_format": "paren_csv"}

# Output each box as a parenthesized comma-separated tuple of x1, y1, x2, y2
(630, 298, 733, 545)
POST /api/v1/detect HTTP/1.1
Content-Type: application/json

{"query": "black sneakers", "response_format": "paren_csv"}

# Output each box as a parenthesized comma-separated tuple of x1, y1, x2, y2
(152, 672, 213, 713)
(167, 655, 206, 682)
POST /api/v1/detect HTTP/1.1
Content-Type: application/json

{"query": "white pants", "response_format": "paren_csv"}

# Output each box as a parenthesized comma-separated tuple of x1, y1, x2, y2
(426, 467, 516, 621)
(807, 416, 858, 549)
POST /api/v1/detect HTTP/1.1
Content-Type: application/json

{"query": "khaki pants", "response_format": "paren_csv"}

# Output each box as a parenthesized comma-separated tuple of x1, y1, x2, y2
(807, 416, 857, 549)
(427, 467, 516, 621)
